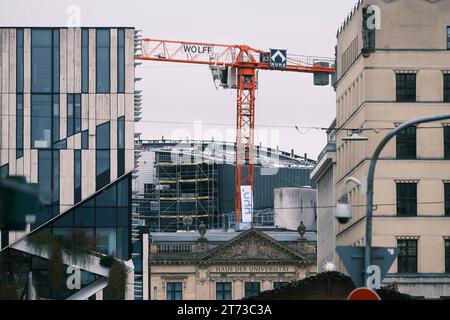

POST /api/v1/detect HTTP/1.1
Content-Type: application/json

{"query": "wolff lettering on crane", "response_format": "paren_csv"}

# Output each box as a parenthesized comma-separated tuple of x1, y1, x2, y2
(183, 44, 213, 54)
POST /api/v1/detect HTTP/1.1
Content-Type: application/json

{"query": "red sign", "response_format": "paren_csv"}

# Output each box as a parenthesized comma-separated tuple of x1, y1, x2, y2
(347, 288, 381, 300)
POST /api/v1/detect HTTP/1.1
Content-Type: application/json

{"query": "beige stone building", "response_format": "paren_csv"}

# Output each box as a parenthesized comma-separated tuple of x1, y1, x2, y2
(149, 228, 316, 300)
(313, 0, 450, 299)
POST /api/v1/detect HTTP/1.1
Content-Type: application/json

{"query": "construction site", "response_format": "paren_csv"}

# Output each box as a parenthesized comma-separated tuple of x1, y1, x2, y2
(133, 139, 316, 232)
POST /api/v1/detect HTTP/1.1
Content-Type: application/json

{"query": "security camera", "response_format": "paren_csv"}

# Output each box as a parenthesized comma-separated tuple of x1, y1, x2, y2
(335, 202, 352, 224)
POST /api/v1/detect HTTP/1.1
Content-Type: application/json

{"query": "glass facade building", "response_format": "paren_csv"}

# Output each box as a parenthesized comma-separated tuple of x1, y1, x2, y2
(0, 27, 137, 300)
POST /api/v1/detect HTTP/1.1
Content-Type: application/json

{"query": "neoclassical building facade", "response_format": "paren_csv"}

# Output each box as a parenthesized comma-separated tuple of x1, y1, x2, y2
(149, 228, 316, 300)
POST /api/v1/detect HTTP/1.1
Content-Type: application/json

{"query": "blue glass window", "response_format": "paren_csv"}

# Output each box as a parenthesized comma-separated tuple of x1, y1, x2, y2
(32, 29, 52, 93)
(117, 208, 129, 227)
(38, 150, 52, 205)
(0, 163, 9, 178)
(216, 282, 232, 300)
(2, 174, 132, 296)
(31, 95, 52, 149)
(33, 149, 59, 229)
(118, 116, 125, 176)
(75, 94, 81, 133)
(81, 130, 89, 149)
(96, 29, 110, 93)
(74, 94, 81, 133)
(166, 282, 182, 300)
(74, 150, 82, 204)
(96, 184, 116, 207)
(82, 28, 89, 93)
(74, 207, 95, 227)
(16, 94, 24, 158)
(53, 94, 60, 143)
(244, 282, 260, 298)
(53, 150, 60, 206)
(67, 94, 81, 137)
(53, 139, 67, 149)
(96, 208, 117, 227)
(117, 29, 125, 93)
(96, 227, 116, 256)
(52, 29, 60, 93)
(53, 210, 73, 227)
(96, 122, 110, 190)
(116, 227, 129, 261)
(16, 28, 24, 93)
(117, 178, 129, 207)
(67, 94, 74, 136)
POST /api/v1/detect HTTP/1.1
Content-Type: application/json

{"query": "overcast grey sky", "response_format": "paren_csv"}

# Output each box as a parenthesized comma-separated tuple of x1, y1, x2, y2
(0, 0, 358, 158)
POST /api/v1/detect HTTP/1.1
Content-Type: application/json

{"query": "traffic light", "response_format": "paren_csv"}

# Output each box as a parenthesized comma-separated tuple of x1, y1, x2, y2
(0, 176, 40, 231)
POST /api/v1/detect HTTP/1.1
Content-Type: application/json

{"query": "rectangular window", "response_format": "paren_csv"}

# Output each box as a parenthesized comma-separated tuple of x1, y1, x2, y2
(31, 29, 59, 93)
(53, 94, 60, 143)
(396, 183, 417, 217)
(96, 29, 110, 93)
(117, 28, 125, 93)
(166, 282, 182, 300)
(1, 230, 9, 249)
(16, 28, 24, 93)
(447, 27, 450, 50)
(81, 130, 89, 149)
(74, 150, 82, 204)
(0, 163, 9, 178)
(273, 282, 289, 289)
(398, 239, 418, 273)
(445, 183, 450, 217)
(96, 122, 110, 190)
(396, 126, 416, 159)
(31, 94, 52, 149)
(444, 74, 450, 103)
(445, 127, 450, 159)
(67, 94, 81, 137)
(446, 240, 450, 273)
(396, 73, 416, 102)
(32, 29, 52, 93)
(118, 116, 125, 176)
(53, 150, 60, 207)
(38, 150, 52, 205)
(216, 282, 232, 300)
(75, 94, 81, 133)
(52, 29, 60, 93)
(244, 282, 260, 298)
(67, 95, 74, 137)
(81, 28, 89, 93)
(96, 227, 116, 256)
(16, 94, 24, 158)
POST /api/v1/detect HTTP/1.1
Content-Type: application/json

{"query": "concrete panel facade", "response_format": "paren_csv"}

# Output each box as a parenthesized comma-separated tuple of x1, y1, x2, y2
(0, 26, 136, 247)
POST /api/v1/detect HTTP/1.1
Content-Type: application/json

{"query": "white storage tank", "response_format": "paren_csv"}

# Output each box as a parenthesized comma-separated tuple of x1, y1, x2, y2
(274, 187, 317, 231)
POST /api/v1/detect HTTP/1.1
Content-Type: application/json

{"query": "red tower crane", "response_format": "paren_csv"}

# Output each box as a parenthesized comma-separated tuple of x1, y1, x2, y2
(135, 38, 335, 226)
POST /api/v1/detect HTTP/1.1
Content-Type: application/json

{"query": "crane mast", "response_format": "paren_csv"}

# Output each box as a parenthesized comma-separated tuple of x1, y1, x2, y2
(135, 38, 335, 227)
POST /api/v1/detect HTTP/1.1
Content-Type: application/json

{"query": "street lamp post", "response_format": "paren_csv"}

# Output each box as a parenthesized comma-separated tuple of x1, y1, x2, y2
(364, 113, 450, 286)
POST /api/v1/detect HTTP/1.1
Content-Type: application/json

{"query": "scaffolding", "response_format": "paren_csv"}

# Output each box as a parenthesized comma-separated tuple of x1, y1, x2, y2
(134, 149, 219, 232)
(132, 139, 316, 232)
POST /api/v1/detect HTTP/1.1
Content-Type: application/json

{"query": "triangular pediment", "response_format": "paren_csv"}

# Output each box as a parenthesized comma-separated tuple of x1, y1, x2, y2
(200, 229, 309, 263)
